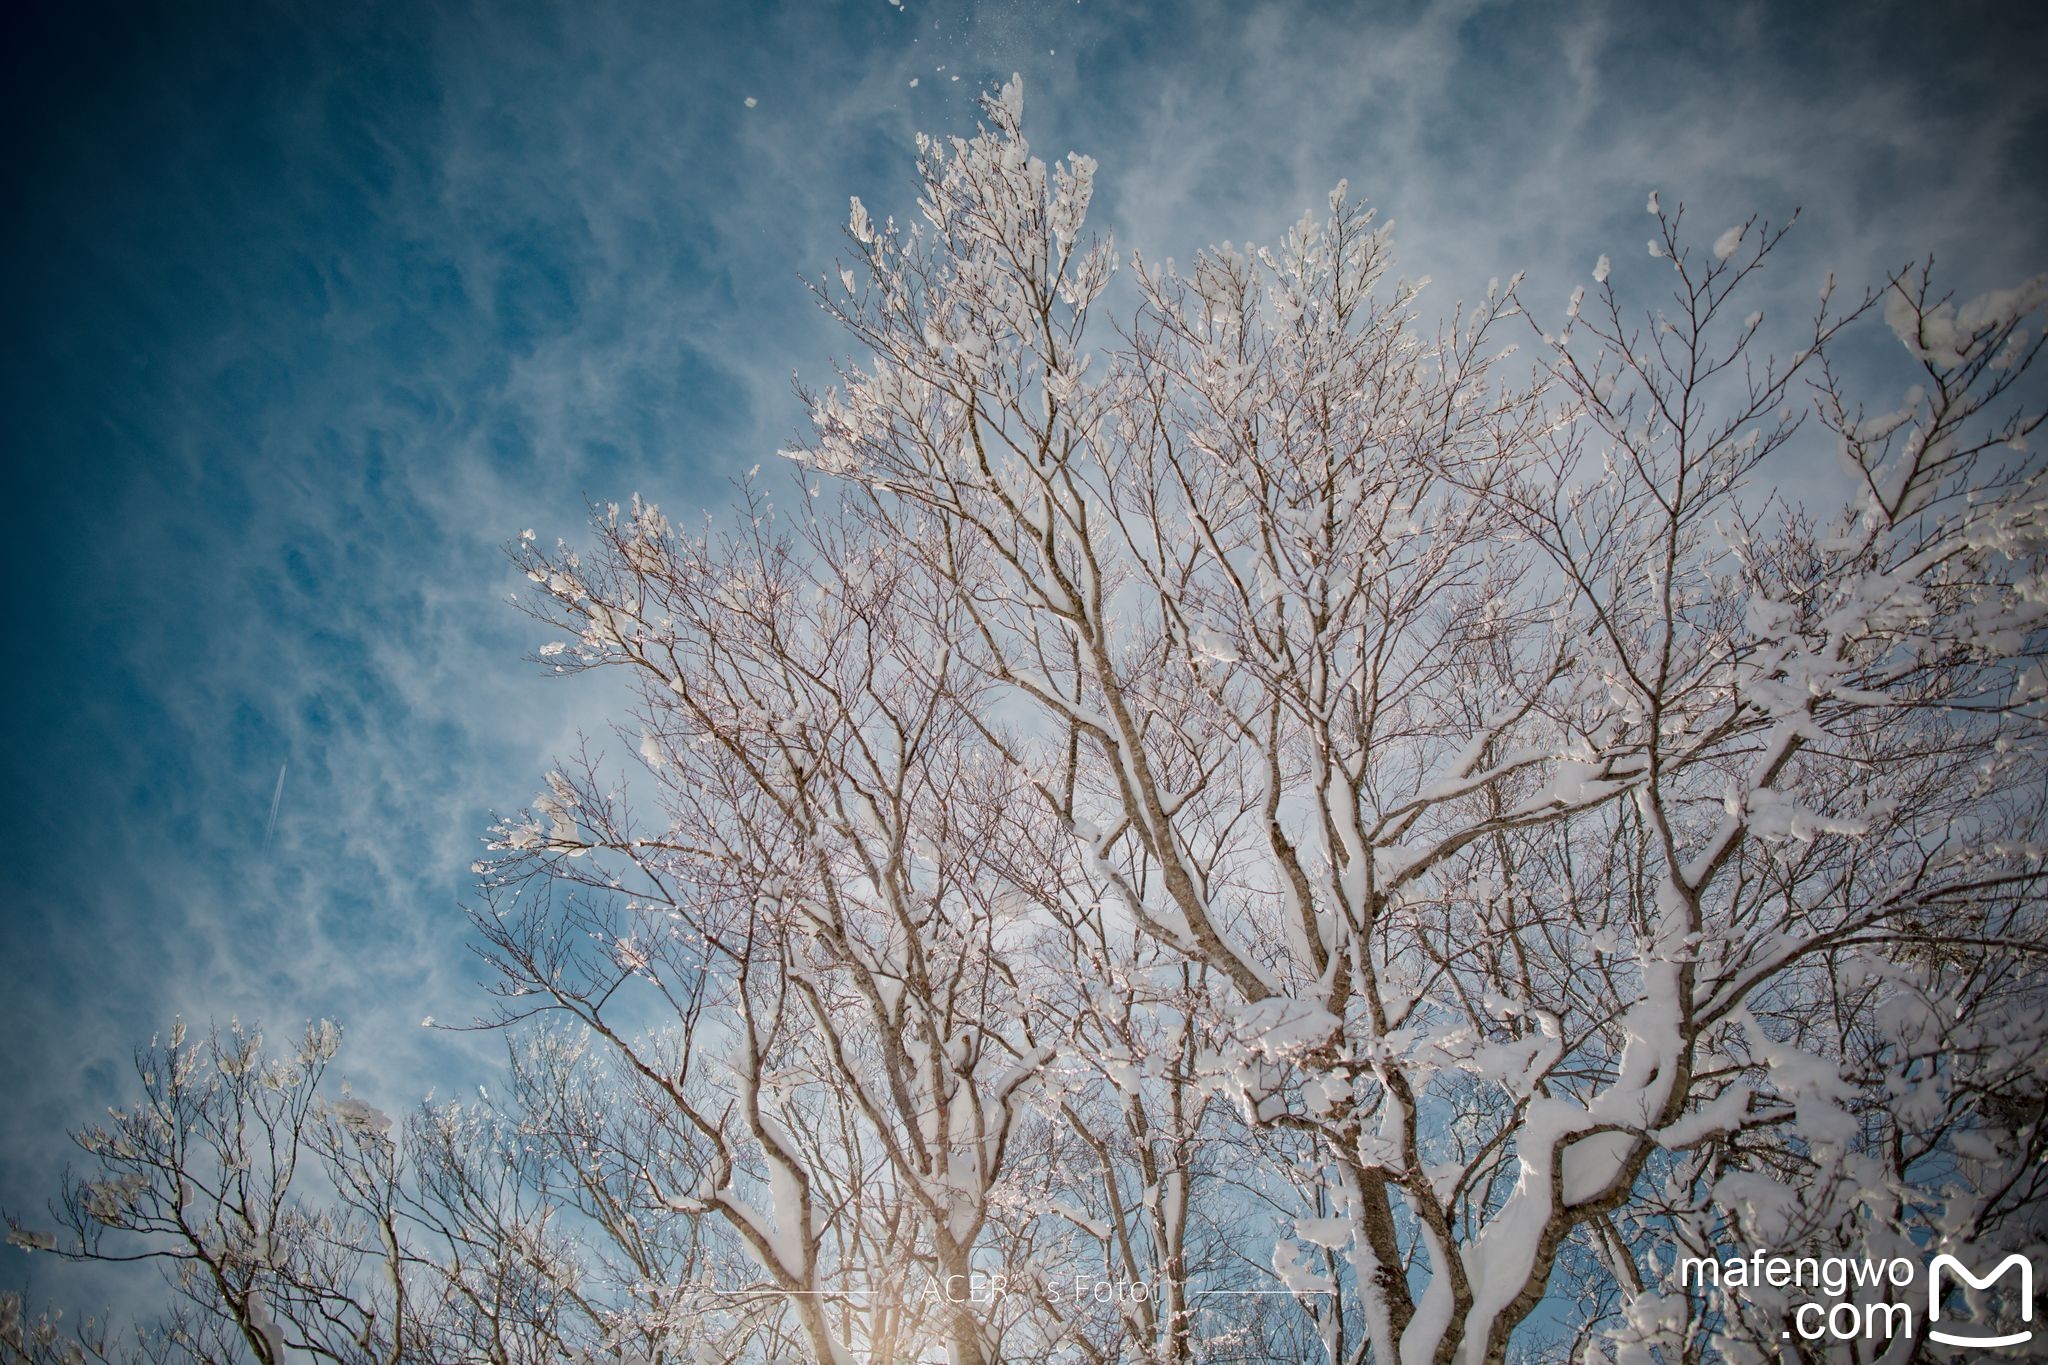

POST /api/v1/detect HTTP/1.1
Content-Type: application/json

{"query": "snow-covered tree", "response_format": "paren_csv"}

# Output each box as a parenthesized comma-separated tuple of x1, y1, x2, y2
(15, 79, 2046, 1365)
(496, 79, 2046, 1363)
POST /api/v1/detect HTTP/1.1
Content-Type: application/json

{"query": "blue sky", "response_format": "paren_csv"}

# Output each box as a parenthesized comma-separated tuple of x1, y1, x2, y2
(2, 0, 2044, 1312)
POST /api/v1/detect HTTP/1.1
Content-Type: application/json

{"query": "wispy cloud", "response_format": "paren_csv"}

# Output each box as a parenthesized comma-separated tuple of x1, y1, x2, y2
(1, 0, 2041, 1320)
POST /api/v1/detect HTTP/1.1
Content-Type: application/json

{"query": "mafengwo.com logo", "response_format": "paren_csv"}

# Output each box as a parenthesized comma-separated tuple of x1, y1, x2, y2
(1679, 1248, 2035, 1351)
(1927, 1254, 2034, 1350)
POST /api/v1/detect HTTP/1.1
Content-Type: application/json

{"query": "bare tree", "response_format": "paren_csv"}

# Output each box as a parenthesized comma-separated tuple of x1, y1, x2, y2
(4, 1018, 763, 1363)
